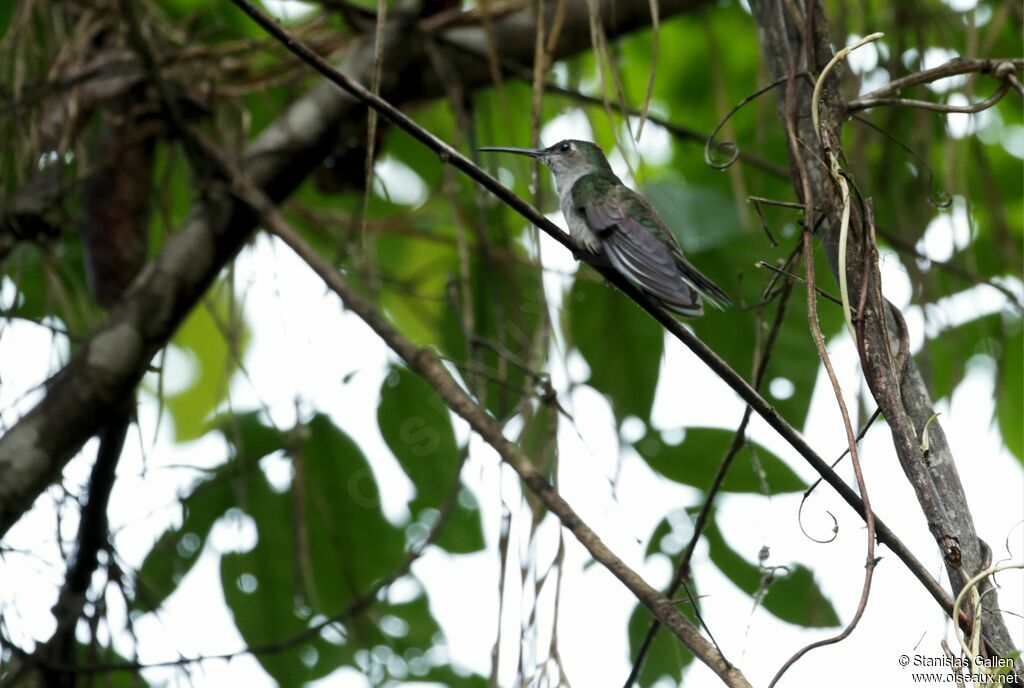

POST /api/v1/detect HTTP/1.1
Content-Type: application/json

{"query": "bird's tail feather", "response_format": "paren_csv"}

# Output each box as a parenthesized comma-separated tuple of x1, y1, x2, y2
(603, 236, 705, 317)
(678, 260, 732, 311)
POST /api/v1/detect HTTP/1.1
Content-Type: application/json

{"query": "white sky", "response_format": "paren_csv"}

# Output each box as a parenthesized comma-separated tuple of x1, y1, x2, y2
(1, 173, 1022, 687)
(2, 55, 1023, 688)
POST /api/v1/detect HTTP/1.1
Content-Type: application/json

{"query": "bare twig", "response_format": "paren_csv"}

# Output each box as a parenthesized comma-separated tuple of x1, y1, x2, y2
(29, 413, 130, 687)
(798, 406, 882, 511)
(851, 80, 1011, 115)
(705, 76, 791, 170)
(634, 0, 659, 140)
(768, 33, 876, 683)
(625, 272, 796, 687)
(217, 153, 751, 686)
(847, 58, 1024, 113)
(5, 441, 469, 682)
(223, 0, 965, 639)
(755, 260, 843, 305)
(850, 114, 951, 209)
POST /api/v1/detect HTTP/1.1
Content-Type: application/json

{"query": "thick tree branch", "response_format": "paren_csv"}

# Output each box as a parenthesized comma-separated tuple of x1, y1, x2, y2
(0, 0, 971, 652)
(749, 0, 1021, 669)
(0, 0, 709, 536)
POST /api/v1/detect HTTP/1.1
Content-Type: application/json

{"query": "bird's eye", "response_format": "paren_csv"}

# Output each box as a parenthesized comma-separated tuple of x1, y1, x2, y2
(558, 141, 572, 152)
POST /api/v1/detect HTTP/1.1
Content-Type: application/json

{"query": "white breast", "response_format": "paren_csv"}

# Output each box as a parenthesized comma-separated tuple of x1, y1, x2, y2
(555, 175, 602, 254)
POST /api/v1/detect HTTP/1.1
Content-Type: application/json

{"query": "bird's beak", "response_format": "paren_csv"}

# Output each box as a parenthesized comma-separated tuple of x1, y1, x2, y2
(478, 146, 544, 159)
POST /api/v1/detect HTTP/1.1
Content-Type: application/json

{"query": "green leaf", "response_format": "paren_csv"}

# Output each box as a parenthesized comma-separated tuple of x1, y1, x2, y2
(704, 517, 839, 628)
(375, 229, 459, 348)
(382, 111, 452, 190)
(627, 516, 697, 686)
(635, 427, 807, 494)
(566, 276, 663, 422)
(925, 313, 1003, 402)
(378, 366, 459, 504)
(643, 176, 744, 253)
(164, 285, 249, 441)
(3, 234, 91, 335)
(518, 403, 558, 473)
(190, 414, 479, 685)
(298, 415, 406, 611)
(378, 366, 484, 553)
(217, 410, 287, 463)
(439, 248, 545, 421)
(997, 324, 1023, 463)
(368, 593, 485, 687)
(627, 600, 695, 687)
(221, 473, 324, 685)
(133, 412, 282, 613)
(154, 0, 269, 39)
(221, 414, 407, 684)
(518, 404, 559, 520)
(133, 472, 235, 613)
(0, 2, 12, 41)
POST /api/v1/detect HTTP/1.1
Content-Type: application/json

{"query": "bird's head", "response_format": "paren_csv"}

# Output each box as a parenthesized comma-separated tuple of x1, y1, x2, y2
(480, 139, 612, 183)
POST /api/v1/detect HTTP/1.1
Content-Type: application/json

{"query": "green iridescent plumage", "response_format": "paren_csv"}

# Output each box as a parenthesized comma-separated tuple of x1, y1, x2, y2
(480, 139, 731, 317)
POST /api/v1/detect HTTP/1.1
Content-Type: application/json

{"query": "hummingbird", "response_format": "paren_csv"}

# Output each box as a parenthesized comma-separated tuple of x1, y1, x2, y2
(480, 139, 731, 317)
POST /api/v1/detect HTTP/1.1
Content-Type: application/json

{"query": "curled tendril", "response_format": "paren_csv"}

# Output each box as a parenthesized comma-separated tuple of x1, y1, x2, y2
(797, 495, 839, 544)
(704, 139, 739, 169)
(927, 185, 953, 210)
(704, 76, 789, 171)
(1003, 519, 1024, 561)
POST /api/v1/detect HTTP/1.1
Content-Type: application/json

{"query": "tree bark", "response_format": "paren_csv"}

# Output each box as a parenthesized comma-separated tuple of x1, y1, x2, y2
(749, 0, 1019, 667)
(0, 0, 707, 535)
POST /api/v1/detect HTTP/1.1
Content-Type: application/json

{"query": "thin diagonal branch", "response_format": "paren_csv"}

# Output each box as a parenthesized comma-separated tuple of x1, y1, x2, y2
(625, 253, 797, 687)
(847, 58, 1023, 113)
(0, 0, 706, 537)
(224, 0, 968, 638)
(217, 152, 752, 687)
(749, 0, 1021, 671)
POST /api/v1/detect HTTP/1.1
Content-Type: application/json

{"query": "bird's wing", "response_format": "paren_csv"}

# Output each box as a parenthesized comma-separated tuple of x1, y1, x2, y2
(616, 189, 732, 310)
(572, 177, 704, 317)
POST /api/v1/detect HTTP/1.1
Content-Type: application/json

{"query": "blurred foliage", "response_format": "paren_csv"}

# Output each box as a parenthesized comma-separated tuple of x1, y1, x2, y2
(136, 412, 484, 686)
(0, 0, 1021, 686)
(163, 281, 250, 441)
(567, 276, 664, 422)
(627, 519, 697, 685)
(635, 427, 808, 494)
(702, 514, 840, 628)
(378, 365, 485, 553)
